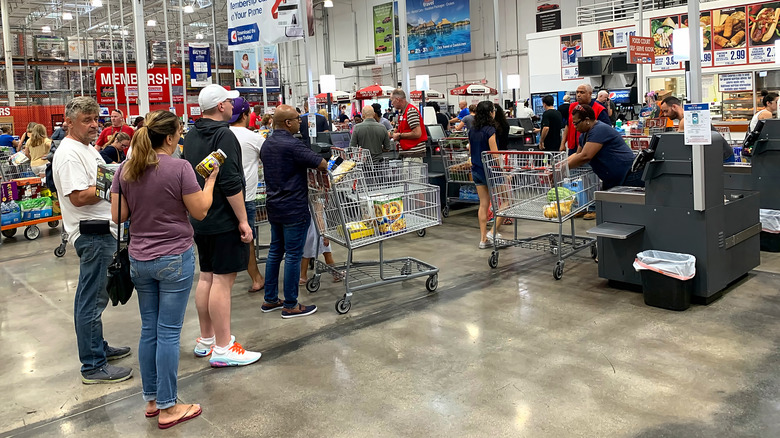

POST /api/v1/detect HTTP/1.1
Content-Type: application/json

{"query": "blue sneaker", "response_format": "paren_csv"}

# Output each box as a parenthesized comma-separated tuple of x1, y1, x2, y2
(281, 303, 317, 319)
(106, 345, 131, 361)
(209, 341, 262, 367)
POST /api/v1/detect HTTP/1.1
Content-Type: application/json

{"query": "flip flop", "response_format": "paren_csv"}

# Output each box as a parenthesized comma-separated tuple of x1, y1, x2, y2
(145, 409, 160, 418)
(158, 404, 202, 430)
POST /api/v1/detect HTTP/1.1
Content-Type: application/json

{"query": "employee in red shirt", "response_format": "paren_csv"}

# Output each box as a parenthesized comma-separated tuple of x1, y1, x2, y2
(390, 88, 427, 161)
(95, 109, 135, 147)
(249, 105, 262, 130)
(560, 84, 611, 155)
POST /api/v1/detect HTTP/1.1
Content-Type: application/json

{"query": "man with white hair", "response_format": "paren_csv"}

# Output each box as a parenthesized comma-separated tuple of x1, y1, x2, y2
(560, 83, 611, 155)
(597, 90, 618, 126)
(350, 106, 391, 164)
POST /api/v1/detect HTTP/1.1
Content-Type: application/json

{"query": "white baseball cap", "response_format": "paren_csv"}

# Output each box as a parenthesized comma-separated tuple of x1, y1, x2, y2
(198, 84, 240, 112)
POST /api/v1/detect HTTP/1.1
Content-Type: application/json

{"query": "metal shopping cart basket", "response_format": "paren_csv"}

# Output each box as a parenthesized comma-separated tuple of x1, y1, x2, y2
(330, 146, 374, 171)
(440, 138, 477, 218)
(306, 160, 441, 314)
(254, 183, 269, 263)
(482, 150, 599, 279)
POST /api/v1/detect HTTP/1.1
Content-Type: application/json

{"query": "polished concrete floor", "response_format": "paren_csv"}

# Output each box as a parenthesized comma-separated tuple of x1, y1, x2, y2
(1, 209, 779, 438)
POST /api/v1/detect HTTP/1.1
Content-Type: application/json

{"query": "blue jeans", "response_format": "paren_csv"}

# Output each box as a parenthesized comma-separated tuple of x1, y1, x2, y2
(264, 217, 310, 309)
(130, 246, 195, 410)
(73, 234, 116, 373)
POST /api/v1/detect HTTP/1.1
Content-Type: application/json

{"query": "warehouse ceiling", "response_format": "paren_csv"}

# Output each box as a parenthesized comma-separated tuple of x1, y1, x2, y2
(3, 0, 227, 42)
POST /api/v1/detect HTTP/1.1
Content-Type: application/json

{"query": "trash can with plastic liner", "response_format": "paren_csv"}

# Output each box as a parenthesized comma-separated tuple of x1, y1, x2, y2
(633, 250, 696, 311)
(759, 209, 780, 252)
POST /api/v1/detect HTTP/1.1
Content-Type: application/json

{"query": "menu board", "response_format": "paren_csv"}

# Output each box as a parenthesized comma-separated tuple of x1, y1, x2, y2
(681, 12, 713, 67)
(711, 6, 748, 66)
(747, 2, 780, 63)
(650, 15, 681, 71)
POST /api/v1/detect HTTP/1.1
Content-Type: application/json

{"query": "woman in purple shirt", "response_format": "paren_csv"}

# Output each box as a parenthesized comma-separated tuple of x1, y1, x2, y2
(111, 110, 217, 429)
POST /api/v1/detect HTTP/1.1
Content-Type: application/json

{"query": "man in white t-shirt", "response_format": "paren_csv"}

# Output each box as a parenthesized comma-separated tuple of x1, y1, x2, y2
(229, 97, 266, 293)
(52, 96, 133, 385)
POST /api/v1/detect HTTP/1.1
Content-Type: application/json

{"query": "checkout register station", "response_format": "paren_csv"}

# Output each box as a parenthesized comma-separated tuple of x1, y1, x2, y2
(588, 132, 761, 303)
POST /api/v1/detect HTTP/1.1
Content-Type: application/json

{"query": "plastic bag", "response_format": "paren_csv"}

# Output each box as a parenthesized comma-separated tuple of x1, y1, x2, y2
(633, 250, 696, 280)
(760, 209, 780, 234)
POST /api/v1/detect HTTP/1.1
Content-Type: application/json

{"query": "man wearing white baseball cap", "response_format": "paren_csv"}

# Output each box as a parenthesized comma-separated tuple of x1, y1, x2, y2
(183, 84, 262, 367)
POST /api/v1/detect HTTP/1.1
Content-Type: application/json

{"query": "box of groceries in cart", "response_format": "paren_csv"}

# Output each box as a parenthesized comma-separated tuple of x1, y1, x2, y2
(373, 195, 407, 235)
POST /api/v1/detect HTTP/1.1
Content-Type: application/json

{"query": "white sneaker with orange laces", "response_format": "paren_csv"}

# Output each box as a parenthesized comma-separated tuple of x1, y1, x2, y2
(209, 341, 262, 367)
(193, 335, 234, 357)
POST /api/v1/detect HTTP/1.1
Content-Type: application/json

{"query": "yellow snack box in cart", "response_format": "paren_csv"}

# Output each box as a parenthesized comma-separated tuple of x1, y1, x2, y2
(338, 220, 375, 240)
(374, 196, 407, 235)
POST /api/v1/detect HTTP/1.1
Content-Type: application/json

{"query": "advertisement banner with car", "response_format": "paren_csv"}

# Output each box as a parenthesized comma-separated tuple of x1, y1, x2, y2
(393, 0, 472, 62)
(536, 1, 561, 32)
(374, 3, 394, 56)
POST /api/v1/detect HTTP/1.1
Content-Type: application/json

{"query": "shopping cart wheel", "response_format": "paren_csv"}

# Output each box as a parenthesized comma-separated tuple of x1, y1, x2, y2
(425, 274, 438, 292)
(306, 276, 321, 293)
(590, 244, 598, 261)
(48, 220, 60, 228)
(335, 297, 351, 314)
(54, 245, 67, 258)
(488, 252, 499, 269)
(442, 206, 450, 218)
(417, 229, 426, 238)
(1, 229, 16, 238)
(553, 261, 565, 280)
(24, 226, 41, 241)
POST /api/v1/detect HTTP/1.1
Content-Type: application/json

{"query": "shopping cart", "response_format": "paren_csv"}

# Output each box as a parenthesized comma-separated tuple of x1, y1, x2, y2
(253, 184, 269, 263)
(1, 160, 63, 242)
(481, 151, 599, 279)
(330, 146, 374, 171)
(440, 138, 477, 218)
(306, 160, 441, 314)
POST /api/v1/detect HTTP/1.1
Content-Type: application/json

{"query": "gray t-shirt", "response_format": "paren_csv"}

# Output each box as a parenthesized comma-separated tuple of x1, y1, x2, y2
(462, 114, 475, 131)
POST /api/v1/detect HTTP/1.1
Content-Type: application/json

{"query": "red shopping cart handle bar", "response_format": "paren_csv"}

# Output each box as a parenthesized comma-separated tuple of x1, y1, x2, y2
(483, 150, 548, 155)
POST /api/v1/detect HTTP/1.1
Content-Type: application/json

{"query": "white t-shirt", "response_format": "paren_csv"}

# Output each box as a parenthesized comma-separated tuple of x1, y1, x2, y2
(230, 126, 265, 202)
(518, 107, 536, 119)
(52, 137, 117, 244)
(749, 109, 772, 132)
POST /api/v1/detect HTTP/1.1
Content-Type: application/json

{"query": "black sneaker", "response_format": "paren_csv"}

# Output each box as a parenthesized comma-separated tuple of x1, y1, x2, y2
(281, 303, 317, 319)
(106, 345, 131, 361)
(81, 364, 133, 385)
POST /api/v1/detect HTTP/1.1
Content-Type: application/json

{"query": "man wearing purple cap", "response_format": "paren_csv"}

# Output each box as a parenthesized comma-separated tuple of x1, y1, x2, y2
(229, 97, 265, 294)
(183, 84, 261, 367)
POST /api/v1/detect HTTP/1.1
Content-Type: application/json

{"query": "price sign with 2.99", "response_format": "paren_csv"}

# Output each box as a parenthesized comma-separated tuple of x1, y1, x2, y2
(714, 48, 748, 66)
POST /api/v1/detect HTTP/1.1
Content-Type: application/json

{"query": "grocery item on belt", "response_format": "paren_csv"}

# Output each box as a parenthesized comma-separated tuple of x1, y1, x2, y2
(195, 149, 226, 179)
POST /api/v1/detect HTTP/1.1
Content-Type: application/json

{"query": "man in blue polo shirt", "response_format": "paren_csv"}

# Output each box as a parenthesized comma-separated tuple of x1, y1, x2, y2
(449, 100, 469, 125)
(300, 100, 330, 145)
(0, 126, 19, 151)
(260, 105, 328, 319)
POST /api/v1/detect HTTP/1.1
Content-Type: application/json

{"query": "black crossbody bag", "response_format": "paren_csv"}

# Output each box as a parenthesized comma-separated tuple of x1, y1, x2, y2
(106, 179, 134, 306)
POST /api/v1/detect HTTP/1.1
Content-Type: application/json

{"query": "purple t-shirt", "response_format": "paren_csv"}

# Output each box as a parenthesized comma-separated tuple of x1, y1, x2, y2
(111, 154, 201, 261)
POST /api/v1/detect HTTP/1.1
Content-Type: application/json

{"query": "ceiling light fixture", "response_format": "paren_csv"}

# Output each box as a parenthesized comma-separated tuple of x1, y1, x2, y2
(196, 33, 204, 39)
(184, 5, 194, 13)
(42, 26, 51, 33)
(62, 12, 73, 20)
(91, 0, 103, 7)
(324, 0, 333, 7)
(147, 19, 157, 27)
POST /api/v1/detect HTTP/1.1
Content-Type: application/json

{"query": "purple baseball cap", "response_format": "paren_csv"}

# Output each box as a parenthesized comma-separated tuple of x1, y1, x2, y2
(229, 97, 251, 124)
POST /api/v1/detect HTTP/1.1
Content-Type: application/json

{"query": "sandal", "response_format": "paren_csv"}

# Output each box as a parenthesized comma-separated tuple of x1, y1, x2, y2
(145, 409, 160, 418)
(158, 404, 202, 430)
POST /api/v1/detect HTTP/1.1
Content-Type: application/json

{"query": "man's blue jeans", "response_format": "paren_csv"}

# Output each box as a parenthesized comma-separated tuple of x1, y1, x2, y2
(73, 234, 116, 373)
(130, 246, 195, 410)
(264, 218, 310, 309)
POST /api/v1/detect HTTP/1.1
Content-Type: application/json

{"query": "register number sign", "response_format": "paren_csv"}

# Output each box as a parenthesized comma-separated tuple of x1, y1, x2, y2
(628, 36, 655, 64)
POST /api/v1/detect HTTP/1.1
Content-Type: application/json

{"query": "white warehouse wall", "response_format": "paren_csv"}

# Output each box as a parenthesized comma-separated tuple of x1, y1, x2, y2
(280, 0, 579, 111)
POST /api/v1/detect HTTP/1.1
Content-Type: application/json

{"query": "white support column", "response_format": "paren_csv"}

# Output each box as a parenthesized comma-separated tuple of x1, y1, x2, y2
(1, 0, 15, 105)
(108, 0, 119, 110)
(688, 0, 705, 211)
(132, 0, 150, 115)
(120, 0, 131, 118)
(75, 5, 84, 94)
(258, 45, 268, 111)
(637, 0, 644, 101)
(398, 0, 410, 94)
(301, 0, 315, 98)
(179, 0, 188, 123)
(493, 0, 504, 102)
(163, 0, 174, 110)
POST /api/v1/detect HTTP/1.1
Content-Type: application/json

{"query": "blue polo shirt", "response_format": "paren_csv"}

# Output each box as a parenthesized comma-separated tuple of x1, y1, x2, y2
(0, 134, 15, 148)
(579, 121, 634, 190)
(260, 129, 324, 224)
(457, 107, 470, 119)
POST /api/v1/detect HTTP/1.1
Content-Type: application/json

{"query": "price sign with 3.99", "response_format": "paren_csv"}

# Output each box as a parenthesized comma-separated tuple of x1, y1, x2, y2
(714, 48, 747, 66)
(652, 55, 680, 71)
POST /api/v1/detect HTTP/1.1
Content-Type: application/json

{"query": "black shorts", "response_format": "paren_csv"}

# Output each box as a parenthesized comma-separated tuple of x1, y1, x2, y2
(194, 230, 249, 275)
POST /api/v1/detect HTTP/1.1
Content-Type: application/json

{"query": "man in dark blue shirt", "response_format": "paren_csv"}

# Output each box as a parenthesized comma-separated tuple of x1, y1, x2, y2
(568, 103, 643, 191)
(260, 104, 327, 319)
(300, 100, 330, 144)
(0, 126, 19, 151)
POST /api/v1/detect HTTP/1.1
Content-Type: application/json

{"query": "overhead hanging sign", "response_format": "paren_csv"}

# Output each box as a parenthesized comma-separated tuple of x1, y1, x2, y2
(536, 1, 561, 33)
(261, 45, 280, 88)
(234, 48, 259, 88)
(228, 0, 313, 49)
(188, 43, 212, 88)
(95, 67, 184, 105)
(373, 3, 394, 56)
(560, 33, 583, 80)
(395, 0, 472, 62)
(627, 36, 655, 64)
(683, 103, 712, 145)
